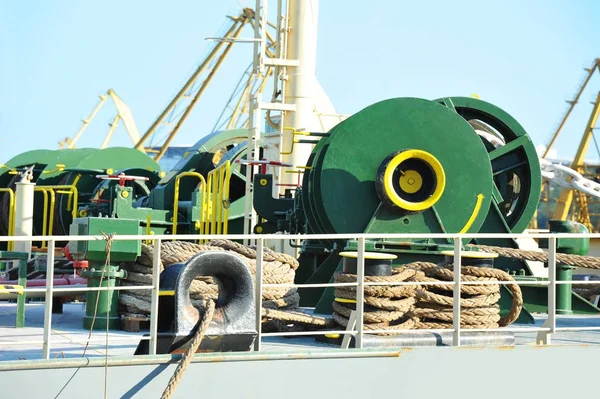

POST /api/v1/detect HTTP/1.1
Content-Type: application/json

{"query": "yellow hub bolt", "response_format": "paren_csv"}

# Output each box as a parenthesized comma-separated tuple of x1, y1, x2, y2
(399, 170, 423, 194)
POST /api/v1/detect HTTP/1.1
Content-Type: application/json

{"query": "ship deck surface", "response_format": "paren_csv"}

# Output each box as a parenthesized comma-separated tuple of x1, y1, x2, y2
(2, 302, 600, 361)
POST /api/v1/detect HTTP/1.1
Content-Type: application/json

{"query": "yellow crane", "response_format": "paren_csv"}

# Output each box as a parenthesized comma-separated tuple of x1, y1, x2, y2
(61, 8, 277, 160)
(59, 89, 141, 149)
(539, 58, 600, 231)
(134, 8, 278, 162)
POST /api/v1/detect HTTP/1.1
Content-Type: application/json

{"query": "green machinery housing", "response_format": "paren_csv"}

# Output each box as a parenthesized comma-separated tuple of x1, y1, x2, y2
(248, 96, 598, 321)
(1, 96, 596, 329)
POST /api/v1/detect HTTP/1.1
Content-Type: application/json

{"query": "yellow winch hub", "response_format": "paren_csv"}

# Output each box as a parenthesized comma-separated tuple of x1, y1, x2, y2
(399, 170, 423, 194)
(381, 149, 446, 212)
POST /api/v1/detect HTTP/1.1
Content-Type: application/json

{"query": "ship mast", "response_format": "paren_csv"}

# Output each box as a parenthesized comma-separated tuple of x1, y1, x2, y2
(244, 0, 320, 245)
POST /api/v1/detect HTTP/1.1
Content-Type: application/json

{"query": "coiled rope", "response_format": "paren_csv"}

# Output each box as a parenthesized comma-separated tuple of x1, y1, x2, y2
(118, 239, 333, 330)
(331, 261, 523, 334)
(472, 244, 600, 270)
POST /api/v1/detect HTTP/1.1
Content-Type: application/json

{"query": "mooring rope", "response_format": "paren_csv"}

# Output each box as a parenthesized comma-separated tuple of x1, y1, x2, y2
(160, 299, 215, 399)
(472, 244, 600, 269)
(331, 261, 523, 334)
(119, 239, 332, 330)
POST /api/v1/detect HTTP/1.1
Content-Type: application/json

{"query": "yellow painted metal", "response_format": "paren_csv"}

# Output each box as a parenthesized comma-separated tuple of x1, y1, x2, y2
(398, 170, 422, 194)
(101, 115, 121, 149)
(172, 172, 206, 239)
(552, 90, 600, 221)
(543, 58, 600, 159)
(40, 164, 66, 174)
(59, 89, 140, 149)
(459, 194, 485, 234)
(151, 21, 247, 162)
(33, 182, 78, 248)
(334, 297, 357, 304)
(0, 188, 15, 250)
(34, 187, 56, 248)
(439, 250, 498, 259)
(382, 149, 446, 212)
(133, 10, 255, 160)
(280, 127, 310, 155)
(202, 161, 232, 240)
(60, 92, 109, 149)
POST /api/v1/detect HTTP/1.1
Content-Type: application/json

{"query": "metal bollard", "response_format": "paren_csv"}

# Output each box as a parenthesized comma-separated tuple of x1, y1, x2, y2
(135, 251, 257, 355)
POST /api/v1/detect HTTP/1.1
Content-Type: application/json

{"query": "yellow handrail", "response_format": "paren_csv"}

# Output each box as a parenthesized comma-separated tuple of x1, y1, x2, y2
(34, 187, 57, 248)
(31, 183, 79, 248)
(172, 172, 206, 239)
(280, 126, 310, 155)
(202, 160, 231, 241)
(0, 188, 15, 250)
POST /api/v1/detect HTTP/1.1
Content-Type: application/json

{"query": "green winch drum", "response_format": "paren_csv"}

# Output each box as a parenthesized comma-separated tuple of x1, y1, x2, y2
(302, 97, 494, 242)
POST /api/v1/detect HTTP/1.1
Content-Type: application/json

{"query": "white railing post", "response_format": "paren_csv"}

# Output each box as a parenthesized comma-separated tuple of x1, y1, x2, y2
(548, 236, 557, 336)
(356, 237, 365, 349)
(42, 239, 55, 359)
(149, 238, 161, 355)
(254, 237, 264, 351)
(452, 237, 462, 347)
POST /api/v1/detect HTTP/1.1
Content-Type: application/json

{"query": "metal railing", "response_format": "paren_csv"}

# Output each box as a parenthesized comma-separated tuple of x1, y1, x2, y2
(172, 172, 206, 238)
(203, 160, 231, 237)
(1, 231, 600, 360)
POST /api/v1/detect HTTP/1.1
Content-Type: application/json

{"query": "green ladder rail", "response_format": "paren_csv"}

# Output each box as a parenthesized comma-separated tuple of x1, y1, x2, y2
(0, 251, 29, 328)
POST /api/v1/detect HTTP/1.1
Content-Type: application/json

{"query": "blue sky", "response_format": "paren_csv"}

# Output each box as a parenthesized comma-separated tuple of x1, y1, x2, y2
(1, 0, 599, 164)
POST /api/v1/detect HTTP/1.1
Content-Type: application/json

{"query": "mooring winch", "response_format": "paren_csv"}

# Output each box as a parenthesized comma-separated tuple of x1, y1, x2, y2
(247, 96, 596, 319)
(135, 250, 257, 355)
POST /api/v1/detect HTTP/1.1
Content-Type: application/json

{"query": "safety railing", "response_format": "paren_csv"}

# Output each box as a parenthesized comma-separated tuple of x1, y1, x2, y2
(202, 160, 231, 238)
(33, 184, 79, 248)
(172, 172, 206, 238)
(1, 231, 600, 360)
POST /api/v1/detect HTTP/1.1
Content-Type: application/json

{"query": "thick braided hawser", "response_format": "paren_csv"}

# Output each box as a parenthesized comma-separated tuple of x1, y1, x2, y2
(331, 260, 523, 334)
(472, 244, 600, 270)
(118, 239, 329, 331)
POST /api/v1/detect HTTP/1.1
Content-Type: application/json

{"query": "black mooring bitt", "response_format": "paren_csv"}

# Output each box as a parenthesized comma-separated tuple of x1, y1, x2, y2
(135, 251, 257, 355)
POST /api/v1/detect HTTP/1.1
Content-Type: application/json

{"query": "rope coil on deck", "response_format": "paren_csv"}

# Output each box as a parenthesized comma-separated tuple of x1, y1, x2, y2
(118, 239, 333, 331)
(472, 244, 600, 270)
(331, 261, 523, 334)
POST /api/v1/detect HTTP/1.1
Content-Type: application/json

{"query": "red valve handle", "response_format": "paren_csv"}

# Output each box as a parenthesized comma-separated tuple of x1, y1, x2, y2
(236, 159, 293, 174)
(96, 173, 150, 187)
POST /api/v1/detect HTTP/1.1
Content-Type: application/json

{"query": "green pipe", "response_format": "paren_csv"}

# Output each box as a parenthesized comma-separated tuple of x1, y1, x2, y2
(556, 263, 574, 315)
(82, 263, 126, 330)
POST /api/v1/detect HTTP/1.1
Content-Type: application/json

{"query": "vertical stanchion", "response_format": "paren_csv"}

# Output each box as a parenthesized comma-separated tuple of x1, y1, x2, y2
(452, 237, 462, 347)
(42, 239, 56, 359)
(548, 237, 557, 336)
(356, 237, 365, 349)
(149, 238, 162, 355)
(254, 238, 264, 351)
(16, 256, 27, 328)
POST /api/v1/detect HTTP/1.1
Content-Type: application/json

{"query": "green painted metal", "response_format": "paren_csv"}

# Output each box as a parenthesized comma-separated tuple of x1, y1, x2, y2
(306, 98, 493, 238)
(436, 96, 542, 234)
(545, 220, 590, 255)
(0, 251, 29, 328)
(557, 264, 575, 315)
(69, 217, 138, 330)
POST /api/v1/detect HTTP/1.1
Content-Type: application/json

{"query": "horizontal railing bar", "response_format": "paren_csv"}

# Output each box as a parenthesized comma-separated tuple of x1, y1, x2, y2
(262, 282, 359, 288)
(0, 336, 150, 347)
(0, 286, 156, 294)
(460, 327, 552, 333)
(261, 330, 357, 337)
(553, 327, 600, 332)
(3, 232, 600, 242)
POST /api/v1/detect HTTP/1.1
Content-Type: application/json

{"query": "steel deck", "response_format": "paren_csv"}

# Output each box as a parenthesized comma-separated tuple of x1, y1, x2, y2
(2, 302, 600, 362)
